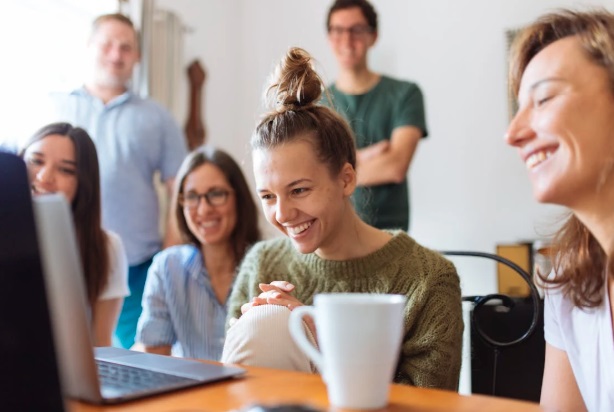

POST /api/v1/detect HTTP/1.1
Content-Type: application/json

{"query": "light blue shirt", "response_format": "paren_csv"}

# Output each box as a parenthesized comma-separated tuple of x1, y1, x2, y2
(136, 245, 229, 361)
(51, 88, 187, 264)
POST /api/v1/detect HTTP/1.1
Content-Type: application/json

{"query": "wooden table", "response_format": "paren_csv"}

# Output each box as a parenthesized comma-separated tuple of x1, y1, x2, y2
(68, 364, 543, 412)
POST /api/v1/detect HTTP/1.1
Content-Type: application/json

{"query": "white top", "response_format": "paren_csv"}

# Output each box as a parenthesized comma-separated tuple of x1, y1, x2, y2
(98, 231, 130, 301)
(544, 282, 614, 411)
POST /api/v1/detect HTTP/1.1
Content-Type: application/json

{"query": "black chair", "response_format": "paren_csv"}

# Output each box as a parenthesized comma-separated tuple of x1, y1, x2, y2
(441, 251, 544, 402)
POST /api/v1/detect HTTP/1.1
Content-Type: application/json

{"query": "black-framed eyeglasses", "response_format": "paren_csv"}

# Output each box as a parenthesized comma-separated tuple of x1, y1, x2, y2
(180, 189, 232, 209)
(327, 24, 374, 38)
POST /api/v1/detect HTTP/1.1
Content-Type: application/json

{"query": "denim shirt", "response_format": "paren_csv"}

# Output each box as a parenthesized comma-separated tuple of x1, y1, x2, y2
(136, 245, 230, 360)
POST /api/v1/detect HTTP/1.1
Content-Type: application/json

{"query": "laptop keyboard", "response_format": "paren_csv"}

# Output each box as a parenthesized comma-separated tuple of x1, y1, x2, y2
(97, 360, 198, 393)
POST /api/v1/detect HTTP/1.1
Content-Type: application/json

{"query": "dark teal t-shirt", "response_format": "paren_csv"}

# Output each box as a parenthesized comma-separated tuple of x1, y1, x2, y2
(325, 76, 428, 230)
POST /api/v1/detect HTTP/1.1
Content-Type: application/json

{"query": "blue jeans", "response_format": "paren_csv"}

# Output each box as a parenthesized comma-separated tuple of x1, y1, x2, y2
(113, 256, 154, 349)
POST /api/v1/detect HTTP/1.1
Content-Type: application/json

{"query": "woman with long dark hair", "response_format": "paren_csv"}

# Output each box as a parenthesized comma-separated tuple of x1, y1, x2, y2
(20, 122, 128, 346)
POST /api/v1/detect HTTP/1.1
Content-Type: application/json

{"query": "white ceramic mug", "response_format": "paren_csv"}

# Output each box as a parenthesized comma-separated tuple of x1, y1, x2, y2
(289, 293, 406, 410)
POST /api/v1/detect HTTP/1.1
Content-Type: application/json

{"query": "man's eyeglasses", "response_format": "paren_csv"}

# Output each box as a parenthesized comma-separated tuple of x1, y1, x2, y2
(180, 189, 232, 209)
(328, 25, 374, 39)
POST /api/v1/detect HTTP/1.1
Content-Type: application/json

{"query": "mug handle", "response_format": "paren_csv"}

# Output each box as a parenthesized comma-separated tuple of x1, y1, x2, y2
(288, 306, 324, 372)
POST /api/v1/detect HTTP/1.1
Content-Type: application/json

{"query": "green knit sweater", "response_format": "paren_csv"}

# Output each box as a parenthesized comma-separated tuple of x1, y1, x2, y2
(227, 230, 463, 390)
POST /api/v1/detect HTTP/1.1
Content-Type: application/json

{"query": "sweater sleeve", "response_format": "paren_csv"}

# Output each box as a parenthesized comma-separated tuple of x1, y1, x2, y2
(226, 242, 269, 329)
(395, 258, 463, 390)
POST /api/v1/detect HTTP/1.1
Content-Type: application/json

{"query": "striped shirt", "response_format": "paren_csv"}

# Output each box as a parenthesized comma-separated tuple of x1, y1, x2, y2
(136, 245, 229, 360)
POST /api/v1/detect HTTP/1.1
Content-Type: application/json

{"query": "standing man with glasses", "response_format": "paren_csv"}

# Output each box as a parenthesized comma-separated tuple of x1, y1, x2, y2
(324, 0, 428, 231)
(50, 13, 188, 349)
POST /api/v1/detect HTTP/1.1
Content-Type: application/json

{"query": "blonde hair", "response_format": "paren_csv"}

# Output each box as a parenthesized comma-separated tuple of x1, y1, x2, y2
(508, 9, 614, 308)
(90, 13, 140, 50)
(509, 8, 614, 97)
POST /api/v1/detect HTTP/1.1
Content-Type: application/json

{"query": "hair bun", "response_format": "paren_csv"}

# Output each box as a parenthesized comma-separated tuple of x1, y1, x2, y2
(265, 47, 324, 112)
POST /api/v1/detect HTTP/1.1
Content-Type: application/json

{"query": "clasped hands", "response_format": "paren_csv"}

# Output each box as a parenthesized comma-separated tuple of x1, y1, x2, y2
(241, 281, 303, 313)
(240, 281, 317, 340)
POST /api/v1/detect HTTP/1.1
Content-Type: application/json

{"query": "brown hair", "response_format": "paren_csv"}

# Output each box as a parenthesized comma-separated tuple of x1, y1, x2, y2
(326, 0, 378, 32)
(173, 145, 261, 264)
(252, 47, 356, 177)
(508, 9, 614, 308)
(20, 123, 109, 307)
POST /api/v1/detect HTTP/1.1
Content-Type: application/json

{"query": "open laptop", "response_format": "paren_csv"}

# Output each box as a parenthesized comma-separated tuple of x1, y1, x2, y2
(32, 193, 245, 404)
(0, 152, 66, 412)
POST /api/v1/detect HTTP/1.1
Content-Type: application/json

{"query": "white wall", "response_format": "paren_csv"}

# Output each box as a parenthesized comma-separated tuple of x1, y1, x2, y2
(155, 0, 609, 296)
(0, 0, 116, 150)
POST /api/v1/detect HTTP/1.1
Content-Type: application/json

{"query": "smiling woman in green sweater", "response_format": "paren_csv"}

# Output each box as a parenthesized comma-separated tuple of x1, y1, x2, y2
(221, 47, 463, 390)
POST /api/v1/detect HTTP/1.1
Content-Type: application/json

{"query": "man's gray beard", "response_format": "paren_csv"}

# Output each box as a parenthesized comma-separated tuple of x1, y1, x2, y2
(94, 72, 129, 89)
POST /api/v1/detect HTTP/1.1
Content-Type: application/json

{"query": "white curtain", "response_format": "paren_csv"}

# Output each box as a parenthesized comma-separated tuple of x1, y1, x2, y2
(123, 0, 185, 236)
(122, 0, 184, 122)
(149, 7, 184, 121)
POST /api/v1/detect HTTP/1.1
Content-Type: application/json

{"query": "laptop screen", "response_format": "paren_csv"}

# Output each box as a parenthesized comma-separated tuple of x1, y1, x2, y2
(0, 152, 65, 411)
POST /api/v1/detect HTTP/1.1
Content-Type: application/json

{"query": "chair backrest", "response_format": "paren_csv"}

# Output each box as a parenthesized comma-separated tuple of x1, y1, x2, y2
(458, 301, 473, 395)
(441, 250, 544, 402)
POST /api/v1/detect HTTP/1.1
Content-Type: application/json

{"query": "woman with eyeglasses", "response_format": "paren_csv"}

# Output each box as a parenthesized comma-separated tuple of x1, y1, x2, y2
(20, 122, 129, 347)
(135, 145, 261, 360)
